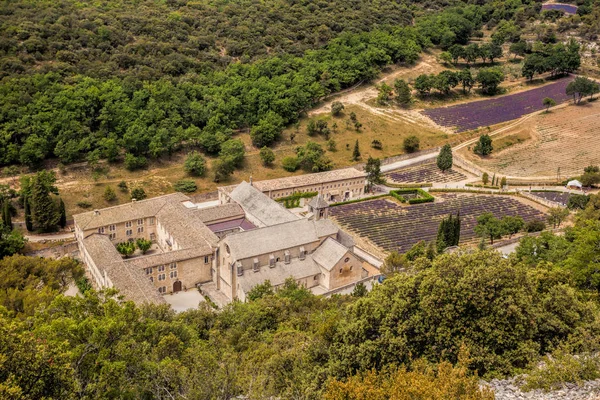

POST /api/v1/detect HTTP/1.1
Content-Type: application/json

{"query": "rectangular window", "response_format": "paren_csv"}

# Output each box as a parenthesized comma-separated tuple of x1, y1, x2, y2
(149, 276, 154, 283)
(170, 262, 177, 269)
(126, 229, 132, 236)
(137, 219, 144, 225)
(145, 267, 153, 275)
(204, 256, 209, 264)
(170, 271, 177, 278)
(109, 233, 116, 240)
(158, 273, 165, 281)
(158, 265, 165, 272)
(125, 221, 132, 228)
(137, 226, 144, 233)
(109, 225, 116, 232)
(158, 286, 166, 294)
(149, 217, 155, 225)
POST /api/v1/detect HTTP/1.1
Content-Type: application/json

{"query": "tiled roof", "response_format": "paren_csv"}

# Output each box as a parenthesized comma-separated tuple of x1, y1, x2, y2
(74, 193, 189, 231)
(156, 202, 218, 249)
(312, 237, 349, 271)
(224, 218, 339, 261)
(229, 181, 298, 227)
(308, 195, 329, 209)
(194, 203, 244, 224)
(206, 218, 256, 233)
(83, 234, 165, 305)
(237, 257, 321, 294)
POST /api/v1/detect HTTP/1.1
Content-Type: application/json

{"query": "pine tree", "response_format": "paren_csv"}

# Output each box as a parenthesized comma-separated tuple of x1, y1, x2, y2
(59, 198, 67, 229)
(24, 196, 33, 232)
(352, 140, 361, 161)
(436, 144, 453, 172)
(2, 201, 12, 230)
(31, 175, 60, 232)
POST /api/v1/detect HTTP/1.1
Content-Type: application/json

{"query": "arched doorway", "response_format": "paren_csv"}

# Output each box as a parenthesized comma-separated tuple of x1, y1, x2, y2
(173, 280, 182, 293)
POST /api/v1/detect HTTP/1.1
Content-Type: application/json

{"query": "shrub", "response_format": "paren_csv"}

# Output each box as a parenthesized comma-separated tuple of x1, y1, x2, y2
(259, 147, 275, 166)
(136, 238, 152, 254)
(282, 156, 299, 172)
(371, 139, 382, 150)
(103, 186, 117, 202)
(568, 194, 590, 210)
(184, 151, 206, 176)
(219, 139, 245, 168)
(77, 201, 92, 209)
(117, 181, 128, 192)
(331, 101, 345, 116)
(525, 219, 546, 232)
(474, 134, 493, 156)
(124, 153, 147, 171)
(213, 157, 235, 182)
(173, 179, 197, 193)
(116, 241, 136, 258)
(403, 135, 420, 153)
(327, 139, 337, 152)
(522, 350, 600, 392)
(75, 276, 92, 294)
(131, 187, 147, 201)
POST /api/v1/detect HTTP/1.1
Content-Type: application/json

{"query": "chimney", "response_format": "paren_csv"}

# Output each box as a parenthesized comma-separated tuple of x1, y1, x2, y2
(132, 199, 137, 203)
(249, 175, 253, 186)
(93, 210, 100, 216)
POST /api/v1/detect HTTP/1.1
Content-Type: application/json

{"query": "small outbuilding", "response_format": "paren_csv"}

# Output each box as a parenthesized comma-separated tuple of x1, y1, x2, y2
(566, 179, 583, 190)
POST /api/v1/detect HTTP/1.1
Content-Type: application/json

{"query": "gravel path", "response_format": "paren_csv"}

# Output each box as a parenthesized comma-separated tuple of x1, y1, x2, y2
(484, 377, 600, 400)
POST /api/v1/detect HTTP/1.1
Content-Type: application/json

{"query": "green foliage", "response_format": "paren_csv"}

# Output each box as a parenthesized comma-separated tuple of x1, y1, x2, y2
(351, 282, 368, 298)
(116, 241, 136, 258)
(247, 280, 275, 301)
(0, 221, 26, 258)
(117, 181, 128, 192)
(130, 187, 147, 201)
(327, 139, 337, 152)
(525, 219, 546, 232)
(566, 76, 600, 104)
(296, 142, 332, 172)
(390, 189, 435, 204)
(281, 156, 299, 172)
(501, 215, 525, 238)
(75, 276, 92, 294)
(482, 172, 489, 185)
(476, 67, 504, 95)
(59, 198, 67, 229)
(437, 144, 453, 172)
(403, 135, 420, 153)
(219, 139, 245, 168)
(2, 200, 12, 230)
(250, 112, 284, 148)
(522, 40, 580, 81)
(135, 239, 152, 255)
(29, 171, 60, 233)
(547, 207, 570, 228)
(394, 79, 412, 106)
(331, 101, 345, 116)
(543, 97, 557, 112)
(437, 213, 461, 252)
(259, 147, 275, 167)
(474, 134, 493, 156)
(184, 152, 207, 177)
(522, 350, 600, 392)
(370, 139, 382, 150)
(474, 212, 505, 244)
(213, 157, 236, 182)
(377, 82, 393, 105)
(568, 194, 590, 210)
(76, 201, 92, 209)
(103, 186, 117, 202)
(277, 191, 318, 208)
(123, 153, 147, 171)
(365, 157, 384, 189)
(352, 140, 361, 161)
(173, 179, 198, 193)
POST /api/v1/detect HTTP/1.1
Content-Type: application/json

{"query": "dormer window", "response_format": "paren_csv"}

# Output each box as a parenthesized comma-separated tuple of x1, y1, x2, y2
(284, 250, 291, 264)
(299, 247, 306, 260)
(253, 258, 259, 272)
(269, 255, 275, 268)
(236, 262, 243, 276)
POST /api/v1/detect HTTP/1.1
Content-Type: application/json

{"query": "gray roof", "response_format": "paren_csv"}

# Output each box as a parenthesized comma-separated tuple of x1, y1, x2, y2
(83, 234, 165, 305)
(228, 181, 298, 227)
(194, 203, 244, 224)
(308, 195, 329, 209)
(74, 193, 189, 231)
(224, 218, 339, 261)
(156, 202, 218, 249)
(312, 237, 350, 271)
(237, 258, 321, 294)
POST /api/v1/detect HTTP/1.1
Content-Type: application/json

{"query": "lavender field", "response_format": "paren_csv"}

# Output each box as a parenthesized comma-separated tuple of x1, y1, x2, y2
(542, 3, 578, 14)
(422, 77, 574, 132)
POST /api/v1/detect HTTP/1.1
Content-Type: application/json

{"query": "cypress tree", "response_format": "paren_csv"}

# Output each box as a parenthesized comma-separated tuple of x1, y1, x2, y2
(352, 140, 361, 161)
(24, 196, 33, 232)
(31, 176, 60, 232)
(2, 201, 12, 230)
(453, 211, 461, 246)
(436, 144, 453, 172)
(59, 198, 67, 229)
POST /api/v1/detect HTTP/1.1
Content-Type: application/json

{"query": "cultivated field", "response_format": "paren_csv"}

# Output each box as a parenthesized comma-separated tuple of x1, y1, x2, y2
(528, 191, 573, 206)
(462, 100, 600, 177)
(422, 77, 574, 132)
(387, 162, 469, 184)
(329, 194, 546, 253)
(542, 3, 577, 13)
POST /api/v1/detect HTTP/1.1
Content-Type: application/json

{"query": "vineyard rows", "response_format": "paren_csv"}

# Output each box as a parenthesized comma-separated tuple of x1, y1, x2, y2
(330, 195, 546, 253)
(528, 191, 572, 206)
(422, 77, 574, 132)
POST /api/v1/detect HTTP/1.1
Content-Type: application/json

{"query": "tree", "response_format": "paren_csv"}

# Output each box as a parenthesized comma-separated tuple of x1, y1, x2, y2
(282, 156, 299, 172)
(474, 212, 505, 244)
(136, 238, 152, 254)
(116, 241, 136, 258)
(259, 147, 275, 166)
(476, 67, 504, 95)
(131, 187, 147, 201)
(464, 43, 480, 65)
(250, 111, 284, 147)
(403, 136, 420, 153)
(377, 82, 393, 105)
(566, 76, 597, 104)
(448, 44, 465, 64)
(501, 215, 524, 238)
(547, 207, 569, 228)
(436, 144, 453, 172)
(118, 181, 128, 192)
(482, 172, 489, 185)
(474, 134, 493, 156)
(365, 157, 384, 190)
(30, 171, 60, 232)
(103, 186, 117, 202)
(500, 176, 507, 188)
(327, 139, 337, 152)
(394, 79, 412, 107)
(331, 101, 345, 116)
(488, 43, 503, 63)
(433, 70, 459, 95)
(296, 142, 332, 172)
(439, 51, 453, 65)
(459, 68, 475, 94)
(436, 213, 460, 253)
(59, 198, 67, 229)
(124, 153, 147, 171)
(247, 280, 275, 301)
(2, 200, 11, 230)
(352, 140, 361, 161)
(24, 195, 33, 232)
(509, 41, 528, 59)
(0, 221, 25, 258)
(219, 139, 245, 168)
(184, 152, 207, 176)
(351, 282, 368, 297)
(543, 97, 556, 112)
(174, 179, 197, 193)
(414, 74, 433, 95)
(213, 157, 235, 182)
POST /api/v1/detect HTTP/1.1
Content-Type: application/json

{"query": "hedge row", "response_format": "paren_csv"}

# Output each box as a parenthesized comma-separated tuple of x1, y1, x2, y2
(389, 188, 435, 204)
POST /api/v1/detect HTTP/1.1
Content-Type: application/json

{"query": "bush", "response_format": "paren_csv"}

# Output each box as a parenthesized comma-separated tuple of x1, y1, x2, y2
(390, 188, 435, 204)
(525, 219, 546, 232)
(213, 157, 235, 182)
(173, 179, 197, 193)
(568, 194, 590, 210)
(371, 139, 382, 150)
(131, 187, 147, 201)
(522, 350, 600, 392)
(136, 238, 152, 254)
(219, 139, 245, 168)
(282, 156, 299, 172)
(259, 147, 275, 166)
(117, 181, 128, 192)
(75, 276, 92, 294)
(103, 186, 117, 202)
(77, 201, 92, 209)
(403, 135, 420, 153)
(331, 101, 345, 116)
(124, 153, 147, 171)
(184, 151, 206, 176)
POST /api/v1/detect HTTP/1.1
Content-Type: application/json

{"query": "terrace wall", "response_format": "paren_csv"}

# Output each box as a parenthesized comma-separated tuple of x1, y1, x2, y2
(518, 190, 567, 208)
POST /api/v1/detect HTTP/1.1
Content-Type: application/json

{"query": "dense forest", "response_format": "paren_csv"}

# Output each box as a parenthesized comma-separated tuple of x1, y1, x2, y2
(1, 195, 600, 399)
(0, 0, 563, 169)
